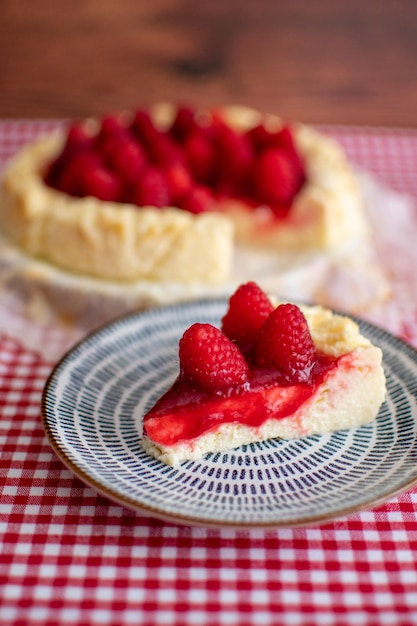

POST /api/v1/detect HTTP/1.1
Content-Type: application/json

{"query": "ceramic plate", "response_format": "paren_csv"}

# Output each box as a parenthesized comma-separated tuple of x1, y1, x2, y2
(41, 300, 417, 528)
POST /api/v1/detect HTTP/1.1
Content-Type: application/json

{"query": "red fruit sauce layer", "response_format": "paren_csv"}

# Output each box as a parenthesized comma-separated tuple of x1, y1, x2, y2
(143, 353, 341, 447)
(44, 106, 306, 217)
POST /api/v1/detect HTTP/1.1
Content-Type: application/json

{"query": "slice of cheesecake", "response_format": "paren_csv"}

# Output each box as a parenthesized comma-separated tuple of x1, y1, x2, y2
(142, 282, 386, 466)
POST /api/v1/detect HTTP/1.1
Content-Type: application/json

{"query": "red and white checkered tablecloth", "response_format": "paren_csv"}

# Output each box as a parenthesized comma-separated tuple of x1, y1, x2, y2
(1, 121, 417, 626)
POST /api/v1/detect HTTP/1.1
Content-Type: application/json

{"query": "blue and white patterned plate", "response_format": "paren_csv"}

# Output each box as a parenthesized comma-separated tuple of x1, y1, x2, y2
(41, 300, 417, 528)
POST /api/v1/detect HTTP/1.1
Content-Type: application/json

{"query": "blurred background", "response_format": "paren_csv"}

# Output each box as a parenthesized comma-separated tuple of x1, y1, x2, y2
(0, 0, 417, 126)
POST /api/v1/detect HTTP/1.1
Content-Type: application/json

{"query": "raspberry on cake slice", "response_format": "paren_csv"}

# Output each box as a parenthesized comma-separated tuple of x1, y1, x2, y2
(142, 282, 386, 466)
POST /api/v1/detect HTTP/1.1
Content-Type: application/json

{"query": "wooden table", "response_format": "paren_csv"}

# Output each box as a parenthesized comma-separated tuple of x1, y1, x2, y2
(1, 0, 417, 126)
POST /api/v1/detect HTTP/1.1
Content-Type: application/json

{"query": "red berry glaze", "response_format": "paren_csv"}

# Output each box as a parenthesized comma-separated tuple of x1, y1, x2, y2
(221, 281, 274, 351)
(179, 323, 249, 393)
(255, 303, 317, 382)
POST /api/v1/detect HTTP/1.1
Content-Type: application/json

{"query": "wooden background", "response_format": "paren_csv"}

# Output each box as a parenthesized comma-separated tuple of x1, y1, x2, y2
(1, 0, 417, 127)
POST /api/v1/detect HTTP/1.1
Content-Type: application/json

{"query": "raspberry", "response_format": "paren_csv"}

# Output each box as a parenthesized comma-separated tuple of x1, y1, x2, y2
(64, 122, 93, 154)
(180, 185, 215, 214)
(132, 166, 170, 207)
(255, 304, 317, 382)
(44, 151, 69, 189)
(179, 323, 249, 392)
(105, 137, 147, 184)
(170, 106, 198, 141)
(213, 123, 254, 191)
(99, 114, 127, 137)
(184, 129, 215, 184)
(221, 282, 274, 351)
(132, 109, 160, 148)
(246, 123, 302, 161)
(55, 151, 101, 196)
(165, 162, 193, 203)
(276, 125, 299, 153)
(254, 147, 303, 206)
(82, 164, 122, 202)
(276, 126, 306, 182)
(150, 133, 184, 168)
(245, 123, 275, 152)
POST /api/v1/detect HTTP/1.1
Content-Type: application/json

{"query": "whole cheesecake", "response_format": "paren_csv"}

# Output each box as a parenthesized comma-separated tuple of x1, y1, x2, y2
(0, 104, 368, 284)
(142, 282, 386, 466)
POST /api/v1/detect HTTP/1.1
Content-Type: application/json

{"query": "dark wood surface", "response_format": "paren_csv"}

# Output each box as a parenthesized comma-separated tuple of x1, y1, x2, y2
(1, 0, 417, 127)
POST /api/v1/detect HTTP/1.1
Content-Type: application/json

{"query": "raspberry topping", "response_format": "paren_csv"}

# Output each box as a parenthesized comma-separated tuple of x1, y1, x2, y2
(179, 323, 249, 393)
(181, 185, 215, 214)
(178, 285, 318, 394)
(221, 281, 274, 351)
(65, 122, 94, 154)
(254, 147, 303, 207)
(131, 166, 170, 208)
(132, 110, 159, 147)
(54, 151, 100, 196)
(105, 137, 147, 184)
(184, 129, 215, 184)
(143, 285, 335, 452)
(45, 105, 306, 218)
(169, 106, 199, 141)
(165, 162, 193, 203)
(255, 303, 317, 382)
(82, 164, 121, 202)
(212, 122, 254, 192)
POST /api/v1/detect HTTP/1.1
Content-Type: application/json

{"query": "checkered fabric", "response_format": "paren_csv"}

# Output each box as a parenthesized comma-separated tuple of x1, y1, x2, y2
(1, 121, 417, 626)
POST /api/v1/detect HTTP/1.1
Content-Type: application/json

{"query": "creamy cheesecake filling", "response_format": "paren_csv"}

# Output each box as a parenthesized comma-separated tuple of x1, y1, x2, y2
(143, 353, 339, 447)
